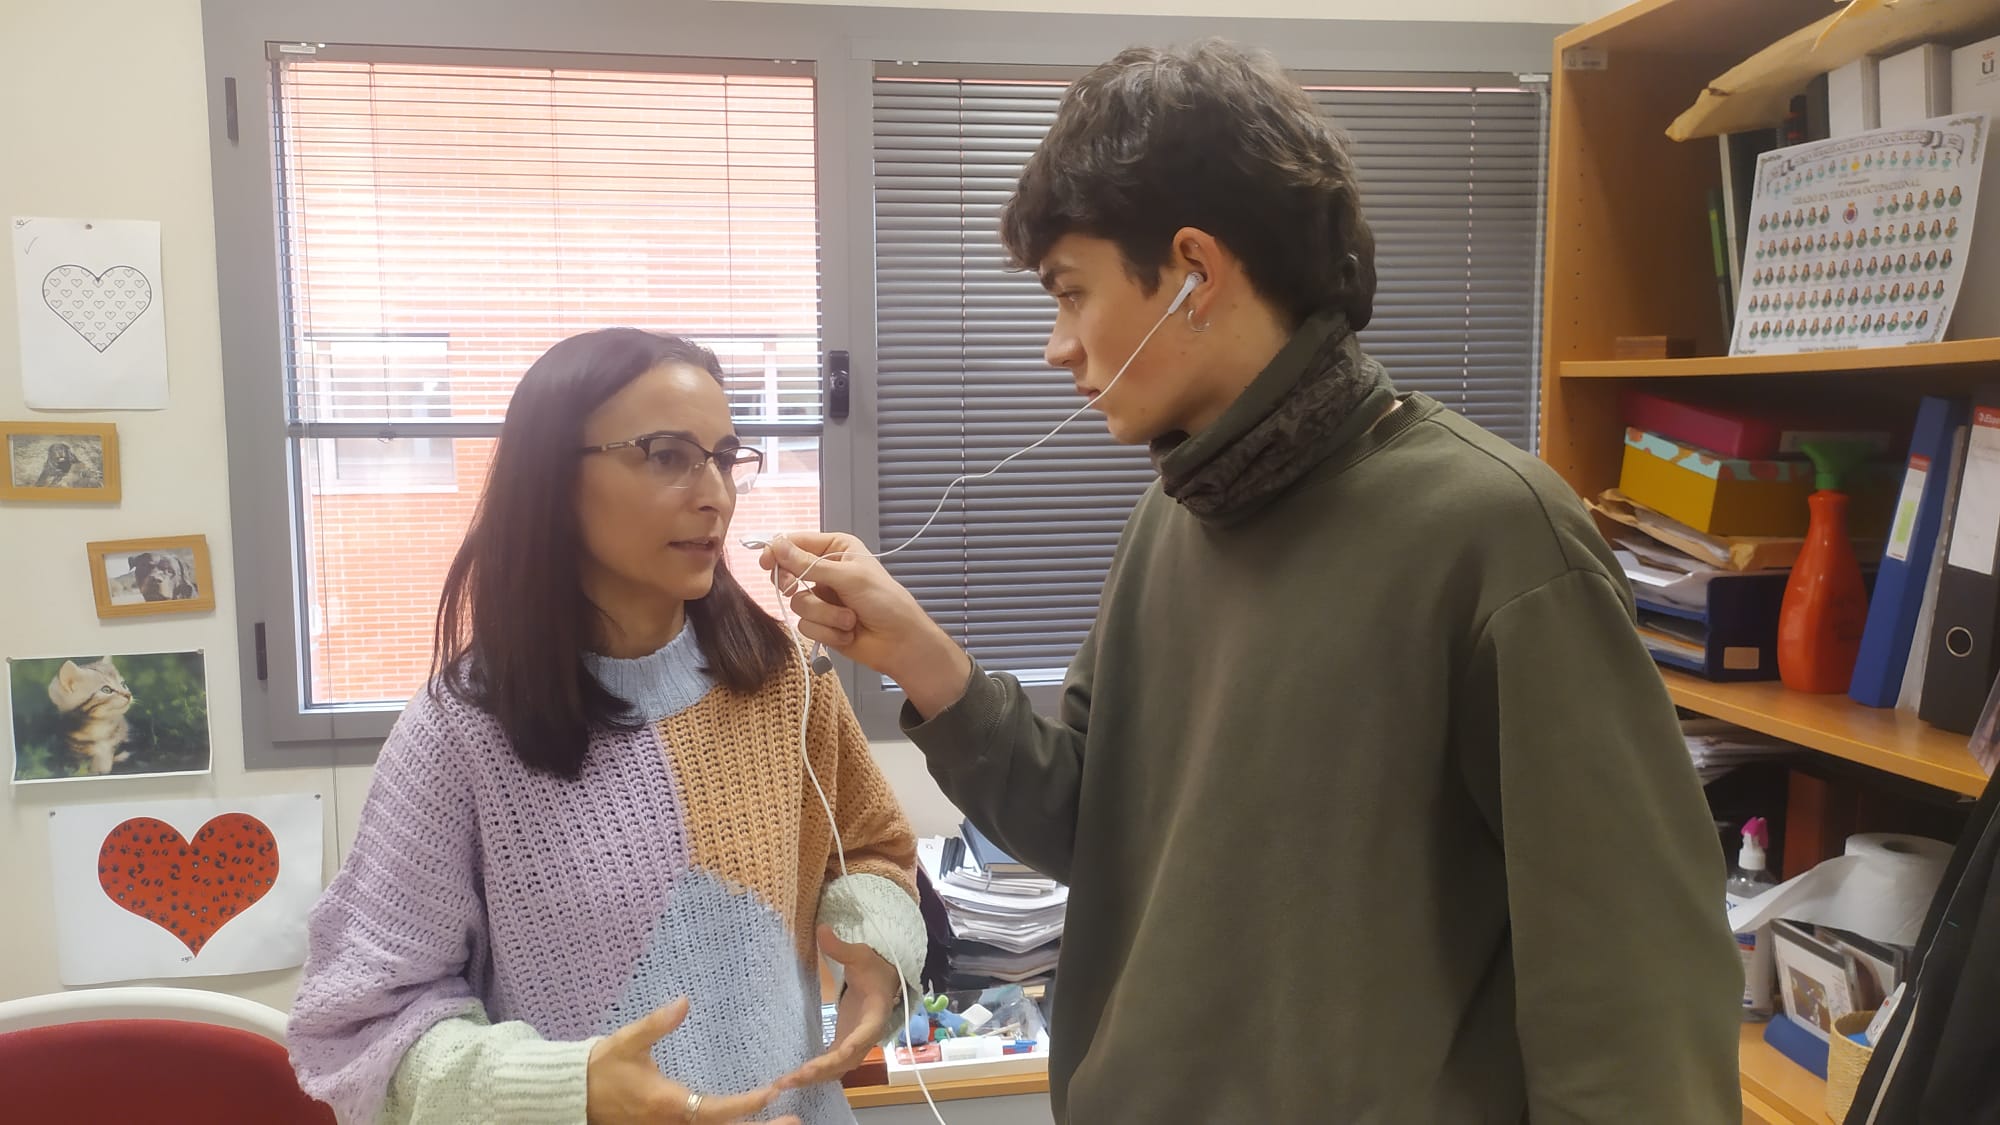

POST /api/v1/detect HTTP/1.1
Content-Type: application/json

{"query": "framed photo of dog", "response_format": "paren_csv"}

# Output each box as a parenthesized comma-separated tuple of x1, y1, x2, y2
(1, 420, 120, 502)
(86, 536, 215, 619)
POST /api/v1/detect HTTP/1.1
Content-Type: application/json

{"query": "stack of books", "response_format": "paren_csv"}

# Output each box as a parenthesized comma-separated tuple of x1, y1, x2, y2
(918, 824, 1066, 990)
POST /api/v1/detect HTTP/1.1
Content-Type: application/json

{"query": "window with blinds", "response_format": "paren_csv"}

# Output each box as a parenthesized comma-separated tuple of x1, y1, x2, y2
(871, 71, 1545, 684)
(273, 51, 821, 707)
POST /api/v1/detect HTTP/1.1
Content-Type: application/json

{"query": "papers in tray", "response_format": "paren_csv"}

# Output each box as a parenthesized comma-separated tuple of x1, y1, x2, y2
(1616, 535, 1721, 611)
(1684, 717, 1799, 784)
(920, 837, 1067, 955)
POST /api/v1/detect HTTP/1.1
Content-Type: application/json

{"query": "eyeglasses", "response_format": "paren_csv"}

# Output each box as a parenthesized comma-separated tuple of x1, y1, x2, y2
(579, 431, 763, 493)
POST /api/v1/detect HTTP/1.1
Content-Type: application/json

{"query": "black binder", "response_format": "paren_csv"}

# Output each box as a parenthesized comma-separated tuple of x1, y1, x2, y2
(1920, 392, 2000, 734)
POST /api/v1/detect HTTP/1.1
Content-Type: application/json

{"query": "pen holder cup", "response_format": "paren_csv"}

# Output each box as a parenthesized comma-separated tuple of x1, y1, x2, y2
(1826, 1010, 1878, 1122)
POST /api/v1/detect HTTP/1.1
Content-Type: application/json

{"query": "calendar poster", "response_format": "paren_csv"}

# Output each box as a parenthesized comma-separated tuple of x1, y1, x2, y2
(1732, 114, 1990, 356)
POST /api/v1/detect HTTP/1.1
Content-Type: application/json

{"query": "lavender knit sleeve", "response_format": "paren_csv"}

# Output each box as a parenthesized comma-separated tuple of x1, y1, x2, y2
(288, 692, 491, 1125)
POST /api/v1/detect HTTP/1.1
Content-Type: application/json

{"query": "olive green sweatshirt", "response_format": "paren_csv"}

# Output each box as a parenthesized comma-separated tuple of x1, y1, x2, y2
(903, 320, 1741, 1123)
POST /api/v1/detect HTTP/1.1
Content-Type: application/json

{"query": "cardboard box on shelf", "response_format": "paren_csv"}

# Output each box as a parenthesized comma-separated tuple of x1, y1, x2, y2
(1830, 56, 1881, 136)
(1619, 429, 1897, 538)
(1878, 43, 1952, 128)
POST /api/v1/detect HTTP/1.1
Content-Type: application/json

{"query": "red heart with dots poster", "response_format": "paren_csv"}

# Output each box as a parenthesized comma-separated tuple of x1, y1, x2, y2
(46, 794, 322, 985)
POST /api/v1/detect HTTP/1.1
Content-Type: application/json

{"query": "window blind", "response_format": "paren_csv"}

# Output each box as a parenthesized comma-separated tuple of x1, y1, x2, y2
(269, 51, 825, 708)
(274, 54, 823, 432)
(871, 73, 1545, 680)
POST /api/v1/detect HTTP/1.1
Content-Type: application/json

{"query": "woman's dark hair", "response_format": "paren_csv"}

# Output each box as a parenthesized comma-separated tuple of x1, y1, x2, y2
(1000, 39, 1376, 331)
(431, 327, 790, 779)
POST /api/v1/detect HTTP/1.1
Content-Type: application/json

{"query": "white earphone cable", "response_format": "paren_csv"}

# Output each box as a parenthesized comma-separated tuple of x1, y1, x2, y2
(764, 272, 1203, 597)
(759, 272, 1201, 1124)
(780, 596, 950, 1125)
(870, 273, 1198, 564)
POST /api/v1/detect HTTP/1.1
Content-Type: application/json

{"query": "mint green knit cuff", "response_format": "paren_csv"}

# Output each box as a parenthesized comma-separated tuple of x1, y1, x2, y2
(820, 872, 927, 1007)
(485, 1034, 598, 1122)
(386, 1011, 597, 1125)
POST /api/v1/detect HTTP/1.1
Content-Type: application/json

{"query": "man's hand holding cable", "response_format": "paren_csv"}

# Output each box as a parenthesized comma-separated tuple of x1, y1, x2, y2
(759, 533, 973, 720)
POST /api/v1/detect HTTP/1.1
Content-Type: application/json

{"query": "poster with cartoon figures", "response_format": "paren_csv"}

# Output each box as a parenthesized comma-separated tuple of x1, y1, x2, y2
(1732, 114, 1990, 356)
(46, 793, 323, 985)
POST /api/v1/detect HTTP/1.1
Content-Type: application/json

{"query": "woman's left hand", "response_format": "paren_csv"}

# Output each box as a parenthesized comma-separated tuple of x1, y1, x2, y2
(778, 925, 903, 1090)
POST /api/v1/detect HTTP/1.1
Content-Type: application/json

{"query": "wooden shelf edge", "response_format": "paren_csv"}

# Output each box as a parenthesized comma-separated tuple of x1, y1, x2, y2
(1561, 337, 2000, 380)
(1556, 0, 1830, 56)
(1661, 669, 1988, 796)
(1740, 1023, 1835, 1125)
(845, 1069, 1050, 1109)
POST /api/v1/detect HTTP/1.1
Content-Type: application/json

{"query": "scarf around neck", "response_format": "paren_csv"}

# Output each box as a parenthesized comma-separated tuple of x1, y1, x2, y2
(1150, 313, 1392, 524)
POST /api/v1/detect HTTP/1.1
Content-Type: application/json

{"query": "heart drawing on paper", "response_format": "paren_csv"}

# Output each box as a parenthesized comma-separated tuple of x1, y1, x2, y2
(96, 814, 281, 956)
(41, 264, 153, 353)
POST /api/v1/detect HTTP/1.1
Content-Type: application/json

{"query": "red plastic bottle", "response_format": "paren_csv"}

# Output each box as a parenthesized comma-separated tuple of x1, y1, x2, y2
(1778, 443, 1871, 693)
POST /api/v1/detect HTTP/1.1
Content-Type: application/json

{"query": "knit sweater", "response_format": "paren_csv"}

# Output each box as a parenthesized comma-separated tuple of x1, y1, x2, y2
(289, 624, 924, 1125)
(905, 320, 1741, 1121)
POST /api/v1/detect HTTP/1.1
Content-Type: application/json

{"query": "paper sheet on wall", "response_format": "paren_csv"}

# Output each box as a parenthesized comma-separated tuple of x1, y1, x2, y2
(46, 793, 323, 985)
(1729, 115, 1990, 356)
(11, 217, 169, 409)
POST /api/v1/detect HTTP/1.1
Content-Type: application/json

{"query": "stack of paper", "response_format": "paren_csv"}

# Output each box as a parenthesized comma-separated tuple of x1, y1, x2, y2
(1684, 717, 1800, 785)
(1592, 488, 1848, 573)
(1616, 536, 1722, 612)
(919, 837, 1067, 988)
(949, 942, 1062, 984)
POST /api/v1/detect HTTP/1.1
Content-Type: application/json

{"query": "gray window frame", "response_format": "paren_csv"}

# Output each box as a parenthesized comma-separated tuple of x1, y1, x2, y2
(200, 0, 1559, 766)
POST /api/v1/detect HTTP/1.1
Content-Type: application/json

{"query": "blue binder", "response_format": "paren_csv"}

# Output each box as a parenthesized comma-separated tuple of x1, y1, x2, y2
(1850, 396, 1969, 708)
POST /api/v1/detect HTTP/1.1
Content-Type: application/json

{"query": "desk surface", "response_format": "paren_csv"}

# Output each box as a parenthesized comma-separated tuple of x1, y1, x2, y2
(821, 959, 1052, 1109)
(846, 1069, 1051, 1109)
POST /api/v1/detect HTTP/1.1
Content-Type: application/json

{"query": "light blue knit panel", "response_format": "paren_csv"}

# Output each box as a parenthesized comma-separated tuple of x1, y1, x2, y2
(600, 867, 854, 1125)
(583, 621, 719, 722)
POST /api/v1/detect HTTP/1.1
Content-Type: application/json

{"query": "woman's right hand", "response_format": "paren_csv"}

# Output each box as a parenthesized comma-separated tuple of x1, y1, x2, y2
(586, 998, 800, 1125)
(759, 532, 973, 720)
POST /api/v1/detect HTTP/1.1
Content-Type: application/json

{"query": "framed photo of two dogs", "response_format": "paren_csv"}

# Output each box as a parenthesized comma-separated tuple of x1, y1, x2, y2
(2, 421, 214, 620)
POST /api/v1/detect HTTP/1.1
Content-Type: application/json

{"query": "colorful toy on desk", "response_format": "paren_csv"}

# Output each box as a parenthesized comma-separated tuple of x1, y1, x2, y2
(897, 993, 971, 1047)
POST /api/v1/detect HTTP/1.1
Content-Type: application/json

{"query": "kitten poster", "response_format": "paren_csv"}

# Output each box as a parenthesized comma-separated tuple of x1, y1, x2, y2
(11, 217, 169, 410)
(6, 651, 211, 783)
(46, 794, 323, 985)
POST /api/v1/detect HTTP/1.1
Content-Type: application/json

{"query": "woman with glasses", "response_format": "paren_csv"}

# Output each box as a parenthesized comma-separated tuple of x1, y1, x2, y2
(289, 328, 923, 1125)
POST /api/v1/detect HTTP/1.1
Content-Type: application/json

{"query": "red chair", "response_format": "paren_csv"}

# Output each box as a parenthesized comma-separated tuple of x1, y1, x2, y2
(0, 986, 335, 1125)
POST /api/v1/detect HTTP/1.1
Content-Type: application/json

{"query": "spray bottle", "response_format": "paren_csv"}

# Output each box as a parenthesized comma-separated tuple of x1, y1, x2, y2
(1778, 440, 1873, 693)
(1725, 816, 1778, 1020)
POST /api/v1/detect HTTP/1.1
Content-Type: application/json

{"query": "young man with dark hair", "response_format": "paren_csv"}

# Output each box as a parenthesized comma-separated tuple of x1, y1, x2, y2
(767, 40, 1738, 1122)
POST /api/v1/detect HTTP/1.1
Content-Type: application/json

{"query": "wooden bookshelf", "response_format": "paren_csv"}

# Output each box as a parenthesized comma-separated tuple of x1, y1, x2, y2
(1740, 1023, 1835, 1125)
(1662, 670, 1987, 796)
(1544, 0, 2000, 789)
(1546, 0, 2000, 1115)
(1562, 337, 2000, 380)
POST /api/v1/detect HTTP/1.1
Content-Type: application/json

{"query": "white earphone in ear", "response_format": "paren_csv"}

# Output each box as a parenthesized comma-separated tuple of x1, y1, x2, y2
(1166, 272, 1205, 315)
